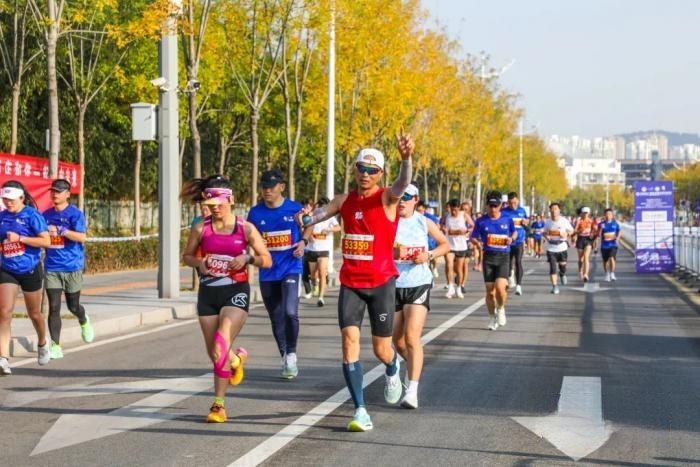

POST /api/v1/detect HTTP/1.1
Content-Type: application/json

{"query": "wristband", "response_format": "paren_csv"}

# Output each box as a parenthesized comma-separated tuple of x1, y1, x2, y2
(302, 238, 309, 246)
(428, 251, 434, 260)
(247, 255, 255, 265)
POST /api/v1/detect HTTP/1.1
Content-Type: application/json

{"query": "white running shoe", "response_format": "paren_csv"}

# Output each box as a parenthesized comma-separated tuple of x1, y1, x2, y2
(456, 287, 464, 299)
(384, 360, 402, 404)
(560, 273, 568, 285)
(38, 343, 50, 366)
(303, 292, 312, 299)
(552, 285, 560, 295)
(605, 272, 611, 282)
(400, 391, 418, 409)
(446, 285, 456, 299)
(347, 407, 373, 432)
(281, 353, 298, 379)
(507, 273, 516, 289)
(611, 272, 617, 281)
(0, 357, 11, 376)
(487, 316, 499, 331)
(497, 307, 507, 327)
(515, 285, 522, 296)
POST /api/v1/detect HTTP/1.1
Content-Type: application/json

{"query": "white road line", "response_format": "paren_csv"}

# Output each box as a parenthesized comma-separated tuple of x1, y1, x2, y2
(229, 297, 486, 467)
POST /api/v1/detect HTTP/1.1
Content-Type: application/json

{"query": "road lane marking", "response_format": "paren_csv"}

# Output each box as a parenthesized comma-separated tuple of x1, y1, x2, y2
(512, 376, 613, 461)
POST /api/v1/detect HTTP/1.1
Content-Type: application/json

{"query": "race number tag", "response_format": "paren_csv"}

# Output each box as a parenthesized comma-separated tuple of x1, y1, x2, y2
(312, 232, 327, 240)
(486, 234, 509, 249)
(48, 234, 65, 249)
(342, 234, 374, 260)
(447, 229, 463, 236)
(2, 240, 25, 258)
(580, 228, 592, 236)
(548, 229, 561, 238)
(207, 254, 233, 277)
(513, 218, 523, 227)
(394, 244, 426, 263)
(603, 232, 616, 241)
(263, 229, 293, 251)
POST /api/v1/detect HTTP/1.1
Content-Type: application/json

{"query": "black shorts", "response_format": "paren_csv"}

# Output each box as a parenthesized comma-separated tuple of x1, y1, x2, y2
(482, 253, 510, 282)
(338, 278, 395, 337)
(451, 249, 470, 258)
(601, 247, 618, 262)
(576, 237, 594, 250)
(534, 237, 543, 246)
(395, 283, 432, 311)
(546, 251, 568, 274)
(304, 250, 329, 262)
(197, 282, 251, 316)
(0, 266, 43, 292)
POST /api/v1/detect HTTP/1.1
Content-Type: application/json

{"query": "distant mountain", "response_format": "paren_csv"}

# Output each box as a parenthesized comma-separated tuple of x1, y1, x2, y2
(615, 130, 700, 146)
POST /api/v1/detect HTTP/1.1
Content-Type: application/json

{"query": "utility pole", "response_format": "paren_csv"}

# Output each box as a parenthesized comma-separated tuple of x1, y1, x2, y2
(326, 0, 336, 272)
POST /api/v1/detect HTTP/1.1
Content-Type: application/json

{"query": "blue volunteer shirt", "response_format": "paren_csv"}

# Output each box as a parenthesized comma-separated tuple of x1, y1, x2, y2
(501, 206, 528, 245)
(247, 198, 303, 281)
(471, 214, 515, 254)
(422, 211, 440, 250)
(0, 206, 48, 274)
(599, 219, 620, 250)
(43, 204, 87, 272)
(531, 220, 545, 239)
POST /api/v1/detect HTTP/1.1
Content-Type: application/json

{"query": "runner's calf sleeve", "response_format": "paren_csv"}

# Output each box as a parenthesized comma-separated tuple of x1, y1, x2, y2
(559, 264, 567, 274)
(47, 289, 63, 343)
(342, 361, 365, 408)
(390, 159, 413, 198)
(65, 291, 87, 325)
(385, 351, 398, 376)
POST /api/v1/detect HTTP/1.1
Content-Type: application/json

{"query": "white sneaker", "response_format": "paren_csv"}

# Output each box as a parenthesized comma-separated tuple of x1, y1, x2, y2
(0, 357, 11, 376)
(487, 316, 499, 331)
(508, 273, 516, 289)
(384, 360, 402, 404)
(38, 343, 50, 366)
(303, 292, 312, 299)
(515, 285, 522, 296)
(456, 287, 464, 298)
(400, 391, 418, 409)
(604, 272, 611, 282)
(552, 285, 560, 294)
(446, 285, 455, 299)
(611, 272, 617, 281)
(497, 307, 507, 327)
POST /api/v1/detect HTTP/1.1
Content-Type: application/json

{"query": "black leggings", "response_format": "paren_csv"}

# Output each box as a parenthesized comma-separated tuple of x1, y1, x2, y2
(47, 289, 86, 344)
(509, 243, 524, 285)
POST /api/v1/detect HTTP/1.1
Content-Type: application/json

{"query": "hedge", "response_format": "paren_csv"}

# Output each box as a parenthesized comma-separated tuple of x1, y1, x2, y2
(85, 236, 188, 273)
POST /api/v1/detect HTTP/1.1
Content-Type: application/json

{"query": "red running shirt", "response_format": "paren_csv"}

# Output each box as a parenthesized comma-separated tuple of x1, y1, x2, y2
(339, 188, 399, 289)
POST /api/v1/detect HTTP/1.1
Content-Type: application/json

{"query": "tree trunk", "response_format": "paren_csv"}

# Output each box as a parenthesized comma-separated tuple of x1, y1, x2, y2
(47, 0, 60, 177)
(249, 108, 260, 206)
(188, 90, 201, 178)
(10, 83, 20, 154)
(313, 177, 320, 202)
(343, 150, 352, 193)
(218, 133, 226, 175)
(77, 105, 86, 210)
(134, 141, 142, 237)
(423, 167, 429, 204)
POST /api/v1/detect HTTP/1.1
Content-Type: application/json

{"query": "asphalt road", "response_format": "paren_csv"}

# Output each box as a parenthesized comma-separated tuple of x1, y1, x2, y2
(1, 248, 698, 466)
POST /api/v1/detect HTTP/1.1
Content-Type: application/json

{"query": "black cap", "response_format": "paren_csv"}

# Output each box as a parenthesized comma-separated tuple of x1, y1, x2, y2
(50, 179, 71, 192)
(486, 190, 502, 206)
(261, 169, 285, 188)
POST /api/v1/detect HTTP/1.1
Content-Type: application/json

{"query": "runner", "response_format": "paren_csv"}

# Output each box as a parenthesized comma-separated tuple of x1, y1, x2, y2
(42, 179, 94, 359)
(298, 130, 414, 431)
(501, 192, 528, 295)
(300, 199, 314, 299)
(247, 169, 305, 379)
(459, 200, 476, 294)
(470, 190, 516, 331)
(573, 206, 595, 282)
(599, 208, 621, 282)
(531, 214, 545, 258)
(392, 183, 449, 409)
(543, 202, 574, 294)
(0, 181, 51, 375)
(443, 199, 470, 299)
(416, 200, 440, 279)
(306, 197, 341, 307)
(181, 175, 271, 423)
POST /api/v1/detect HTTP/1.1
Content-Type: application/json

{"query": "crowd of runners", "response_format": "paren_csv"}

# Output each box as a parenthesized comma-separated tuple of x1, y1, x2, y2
(0, 131, 622, 433)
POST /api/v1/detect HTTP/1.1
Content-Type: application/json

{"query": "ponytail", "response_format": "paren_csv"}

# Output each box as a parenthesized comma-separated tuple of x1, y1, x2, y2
(180, 175, 231, 203)
(1, 180, 36, 209)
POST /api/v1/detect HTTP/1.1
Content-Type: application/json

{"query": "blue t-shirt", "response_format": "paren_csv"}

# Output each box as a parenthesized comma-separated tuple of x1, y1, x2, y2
(0, 206, 48, 274)
(599, 219, 620, 250)
(501, 206, 528, 245)
(247, 198, 303, 281)
(43, 204, 87, 272)
(471, 214, 515, 254)
(422, 211, 440, 250)
(531, 220, 545, 240)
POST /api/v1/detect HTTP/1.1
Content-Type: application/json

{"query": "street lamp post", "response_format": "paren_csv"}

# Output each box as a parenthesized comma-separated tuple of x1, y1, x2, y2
(518, 119, 538, 209)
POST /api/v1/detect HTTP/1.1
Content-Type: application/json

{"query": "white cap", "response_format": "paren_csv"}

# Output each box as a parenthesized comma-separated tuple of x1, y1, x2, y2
(1, 187, 23, 199)
(355, 148, 385, 170)
(404, 184, 419, 197)
(581, 206, 591, 213)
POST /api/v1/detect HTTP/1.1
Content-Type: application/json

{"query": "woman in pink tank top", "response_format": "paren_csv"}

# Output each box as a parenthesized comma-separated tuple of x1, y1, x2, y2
(181, 175, 271, 424)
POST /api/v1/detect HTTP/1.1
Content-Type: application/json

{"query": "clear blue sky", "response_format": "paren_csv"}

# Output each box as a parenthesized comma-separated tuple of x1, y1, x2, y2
(422, 0, 700, 138)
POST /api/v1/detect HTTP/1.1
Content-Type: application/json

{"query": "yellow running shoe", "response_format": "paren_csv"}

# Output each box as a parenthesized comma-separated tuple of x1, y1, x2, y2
(206, 403, 227, 423)
(229, 347, 248, 386)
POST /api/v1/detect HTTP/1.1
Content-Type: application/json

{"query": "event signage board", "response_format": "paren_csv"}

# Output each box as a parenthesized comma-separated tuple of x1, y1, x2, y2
(633, 181, 675, 273)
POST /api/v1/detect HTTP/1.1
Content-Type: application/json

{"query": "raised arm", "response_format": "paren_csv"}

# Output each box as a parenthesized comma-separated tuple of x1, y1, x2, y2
(387, 129, 414, 200)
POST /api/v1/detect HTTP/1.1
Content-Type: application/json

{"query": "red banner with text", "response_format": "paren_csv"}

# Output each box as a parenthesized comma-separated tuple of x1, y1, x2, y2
(0, 153, 82, 211)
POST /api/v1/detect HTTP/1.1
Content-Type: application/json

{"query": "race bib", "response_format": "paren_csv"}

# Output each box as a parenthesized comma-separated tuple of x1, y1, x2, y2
(48, 234, 65, 249)
(342, 234, 374, 260)
(486, 234, 509, 248)
(579, 228, 591, 237)
(603, 232, 616, 241)
(448, 229, 463, 236)
(394, 244, 426, 263)
(513, 218, 523, 227)
(207, 254, 234, 277)
(312, 232, 327, 240)
(548, 229, 561, 238)
(263, 229, 293, 251)
(2, 240, 25, 258)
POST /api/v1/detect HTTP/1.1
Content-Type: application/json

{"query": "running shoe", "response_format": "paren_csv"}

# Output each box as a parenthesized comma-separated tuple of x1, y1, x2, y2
(508, 273, 516, 289)
(229, 347, 248, 386)
(347, 407, 373, 432)
(282, 353, 298, 379)
(560, 273, 568, 285)
(49, 341, 63, 359)
(81, 316, 94, 343)
(303, 292, 312, 299)
(401, 391, 418, 409)
(460, 285, 466, 294)
(515, 285, 522, 296)
(0, 357, 11, 376)
(611, 272, 617, 281)
(604, 272, 611, 282)
(38, 343, 50, 365)
(206, 403, 227, 423)
(384, 359, 402, 404)
(488, 316, 499, 331)
(312, 284, 319, 297)
(445, 285, 455, 299)
(497, 307, 507, 327)
(583, 275, 589, 283)
(456, 287, 464, 299)
(432, 268, 439, 279)
(317, 298, 325, 307)
(552, 285, 560, 295)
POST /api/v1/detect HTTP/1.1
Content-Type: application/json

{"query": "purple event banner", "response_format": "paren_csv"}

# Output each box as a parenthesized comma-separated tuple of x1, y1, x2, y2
(633, 181, 675, 273)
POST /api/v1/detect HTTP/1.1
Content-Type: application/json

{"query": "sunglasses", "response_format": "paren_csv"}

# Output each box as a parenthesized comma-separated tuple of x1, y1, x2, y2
(400, 193, 416, 202)
(355, 164, 381, 175)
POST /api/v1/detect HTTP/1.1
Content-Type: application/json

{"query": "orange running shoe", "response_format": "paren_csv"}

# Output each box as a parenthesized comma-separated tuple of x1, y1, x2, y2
(206, 403, 227, 423)
(229, 347, 248, 386)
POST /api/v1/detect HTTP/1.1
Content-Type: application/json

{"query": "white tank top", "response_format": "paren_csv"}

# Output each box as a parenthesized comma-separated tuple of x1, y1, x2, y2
(445, 212, 468, 251)
(395, 212, 432, 288)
